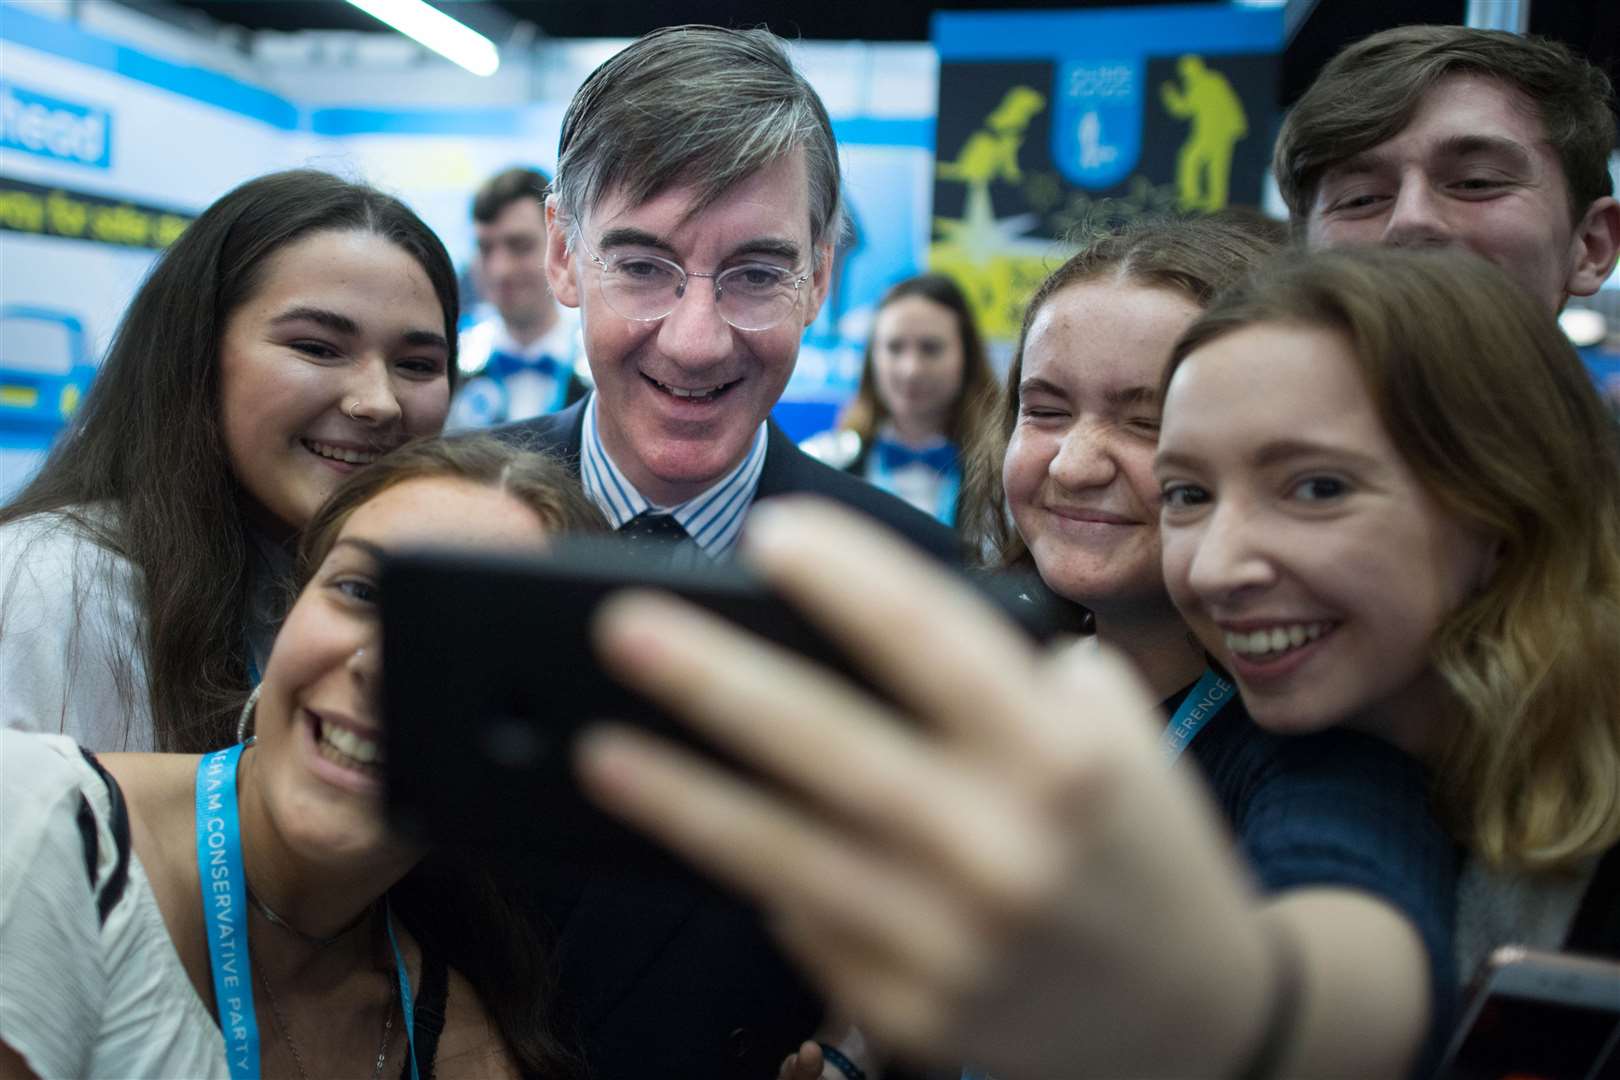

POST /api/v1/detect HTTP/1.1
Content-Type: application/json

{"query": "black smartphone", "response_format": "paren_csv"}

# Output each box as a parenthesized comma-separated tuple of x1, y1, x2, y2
(379, 536, 1064, 869)
(1435, 946, 1620, 1080)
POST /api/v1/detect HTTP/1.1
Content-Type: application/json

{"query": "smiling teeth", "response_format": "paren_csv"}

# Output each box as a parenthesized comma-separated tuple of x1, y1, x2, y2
(318, 723, 383, 768)
(305, 440, 377, 465)
(1224, 622, 1331, 658)
(656, 380, 726, 399)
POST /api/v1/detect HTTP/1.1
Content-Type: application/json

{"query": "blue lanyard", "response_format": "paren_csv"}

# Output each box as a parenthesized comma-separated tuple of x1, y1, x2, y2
(1161, 668, 1237, 764)
(194, 743, 419, 1080)
(195, 743, 259, 1079)
(870, 446, 961, 527)
(387, 905, 421, 1080)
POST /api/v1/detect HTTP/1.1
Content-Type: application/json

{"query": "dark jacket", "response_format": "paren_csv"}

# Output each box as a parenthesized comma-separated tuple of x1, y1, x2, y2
(489, 398, 956, 1079)
(498, 399, 960, 564)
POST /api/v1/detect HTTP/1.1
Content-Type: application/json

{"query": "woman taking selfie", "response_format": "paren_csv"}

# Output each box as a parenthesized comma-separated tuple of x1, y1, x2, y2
(0, 170, 458, 752)
(1154, 247, 1620, 977)
(564, 246, 1604, 1079)
(0, 437, 602, 1078)
(806, 274, 996, 528)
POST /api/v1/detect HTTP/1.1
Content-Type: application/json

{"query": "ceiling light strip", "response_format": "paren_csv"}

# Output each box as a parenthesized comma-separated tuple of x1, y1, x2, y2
(344, 0, 500, 77)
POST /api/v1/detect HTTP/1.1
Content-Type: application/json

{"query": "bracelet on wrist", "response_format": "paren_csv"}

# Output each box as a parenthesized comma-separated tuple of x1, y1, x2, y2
(817, 1040, 868, 1080)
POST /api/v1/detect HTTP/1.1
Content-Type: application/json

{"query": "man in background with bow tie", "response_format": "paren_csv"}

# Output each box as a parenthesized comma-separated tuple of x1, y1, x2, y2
(449, 166, 591, 429)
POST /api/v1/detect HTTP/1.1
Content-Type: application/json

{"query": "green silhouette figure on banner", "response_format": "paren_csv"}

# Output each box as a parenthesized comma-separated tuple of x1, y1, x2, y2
(937, 86, 1047, 186)
(1159, 55, 1247, 212)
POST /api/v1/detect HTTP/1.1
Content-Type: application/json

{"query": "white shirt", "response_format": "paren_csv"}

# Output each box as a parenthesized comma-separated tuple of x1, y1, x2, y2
(0, 508, 153, 750)
(449, 312, 585, 429)
(0, 731, 228, 1077)
(578, 393, 767, 560)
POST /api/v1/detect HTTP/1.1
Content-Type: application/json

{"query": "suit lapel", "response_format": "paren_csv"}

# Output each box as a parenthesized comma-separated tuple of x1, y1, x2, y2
(756, 420, 806, 500)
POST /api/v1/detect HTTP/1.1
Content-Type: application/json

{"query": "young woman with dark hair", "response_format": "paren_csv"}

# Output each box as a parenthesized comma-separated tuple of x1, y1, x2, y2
(0, 436, 603, 1079)
(805, 273, 996, 529)
(0, 169, 460, 752)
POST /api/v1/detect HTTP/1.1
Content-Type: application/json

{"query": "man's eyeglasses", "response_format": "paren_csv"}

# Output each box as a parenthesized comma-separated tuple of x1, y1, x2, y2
(574, 230, 811, 333)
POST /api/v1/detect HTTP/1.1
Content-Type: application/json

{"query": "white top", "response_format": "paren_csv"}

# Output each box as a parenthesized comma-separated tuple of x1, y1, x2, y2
(0, 730, 227, 1077)
(449, 312, 585, 429)
(0, 509, 152, 751)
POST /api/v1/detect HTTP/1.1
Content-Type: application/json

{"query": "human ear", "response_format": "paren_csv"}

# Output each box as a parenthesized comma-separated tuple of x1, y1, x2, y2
(1565, 196, 1620, 300)
(545, 197, 582, 309)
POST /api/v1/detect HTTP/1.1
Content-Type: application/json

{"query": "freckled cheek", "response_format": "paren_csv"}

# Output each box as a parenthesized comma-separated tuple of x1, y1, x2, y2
(1002, 433, 1046, 517)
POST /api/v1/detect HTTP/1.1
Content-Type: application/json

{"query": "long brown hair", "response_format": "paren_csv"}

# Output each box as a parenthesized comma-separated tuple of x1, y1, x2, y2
(293, 435, 604, 1076)
(959, 212, 1285, 568)
(838, 272, 997, 447)
(0, 170, 459, 752)
(1166, 247, 1620, 869)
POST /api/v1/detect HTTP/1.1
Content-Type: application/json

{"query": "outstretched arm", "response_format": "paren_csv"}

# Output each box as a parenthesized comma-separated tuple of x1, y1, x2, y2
(578, 499, 1430, 1079)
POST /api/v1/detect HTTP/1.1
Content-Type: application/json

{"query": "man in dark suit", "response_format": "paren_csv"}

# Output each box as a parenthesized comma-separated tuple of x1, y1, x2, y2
(491, 25, 954, 1080)
(497, 27, 954, 568)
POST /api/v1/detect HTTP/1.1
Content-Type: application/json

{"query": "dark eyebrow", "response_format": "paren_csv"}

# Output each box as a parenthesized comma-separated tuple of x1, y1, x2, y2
(1432, 133, 1535, 171)
(270, 306, 446, 352)
(1326, 134, 1535, 182)
(1155, 438, 1383, 474)
(271, 306, 358, 336)
(597, 227, 676, 256)
(1248, 438, 1382, 471)
(728, 238, 802, 264)
(402, 329, 450, 351)
(595, 227, 802, 266)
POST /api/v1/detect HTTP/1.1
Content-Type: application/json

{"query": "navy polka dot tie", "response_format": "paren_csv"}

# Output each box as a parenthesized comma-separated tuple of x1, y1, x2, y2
(620, 511, 689, 566)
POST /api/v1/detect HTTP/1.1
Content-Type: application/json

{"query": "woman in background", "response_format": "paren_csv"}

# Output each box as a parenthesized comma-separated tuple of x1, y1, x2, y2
(0, 169, 458, 752)
(0, 436, 602, 1079)
(804, 273, 995, 529)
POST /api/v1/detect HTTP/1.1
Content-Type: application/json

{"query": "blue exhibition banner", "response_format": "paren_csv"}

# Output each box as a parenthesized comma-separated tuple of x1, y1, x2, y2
(929, 4, 1284, 343)
(0, 81, 113, 169)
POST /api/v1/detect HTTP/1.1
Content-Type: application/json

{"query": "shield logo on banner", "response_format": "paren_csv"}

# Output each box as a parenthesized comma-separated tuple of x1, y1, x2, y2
(1051, 57, 1142, 190)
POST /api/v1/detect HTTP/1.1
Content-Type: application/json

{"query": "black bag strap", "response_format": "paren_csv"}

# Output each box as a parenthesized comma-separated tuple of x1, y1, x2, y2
(74, 747, 133, 926)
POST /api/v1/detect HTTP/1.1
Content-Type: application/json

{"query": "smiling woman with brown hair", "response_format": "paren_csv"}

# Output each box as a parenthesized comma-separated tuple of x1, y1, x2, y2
(0, 170, 460, 753)
(0, 436, 601, 1079)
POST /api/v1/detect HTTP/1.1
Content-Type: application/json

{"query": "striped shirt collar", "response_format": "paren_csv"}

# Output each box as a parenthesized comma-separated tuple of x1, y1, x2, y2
(578, 392, 769, 559)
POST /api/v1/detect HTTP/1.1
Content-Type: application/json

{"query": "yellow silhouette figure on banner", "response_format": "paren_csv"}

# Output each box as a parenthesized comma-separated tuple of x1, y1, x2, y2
(936, 86, 1047, 186)
(1160, 55, 1247, 212)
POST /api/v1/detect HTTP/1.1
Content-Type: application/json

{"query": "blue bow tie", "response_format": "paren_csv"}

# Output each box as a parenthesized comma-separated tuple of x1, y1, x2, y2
(874, 439, 957, 473)
(486, 350, 562, 379)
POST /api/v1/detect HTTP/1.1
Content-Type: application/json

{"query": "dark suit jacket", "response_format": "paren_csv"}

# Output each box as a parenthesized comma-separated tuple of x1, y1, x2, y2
(489, 400, 956, 1079)
(499, 399, 960, 563)
(559, 371, 591, 410)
